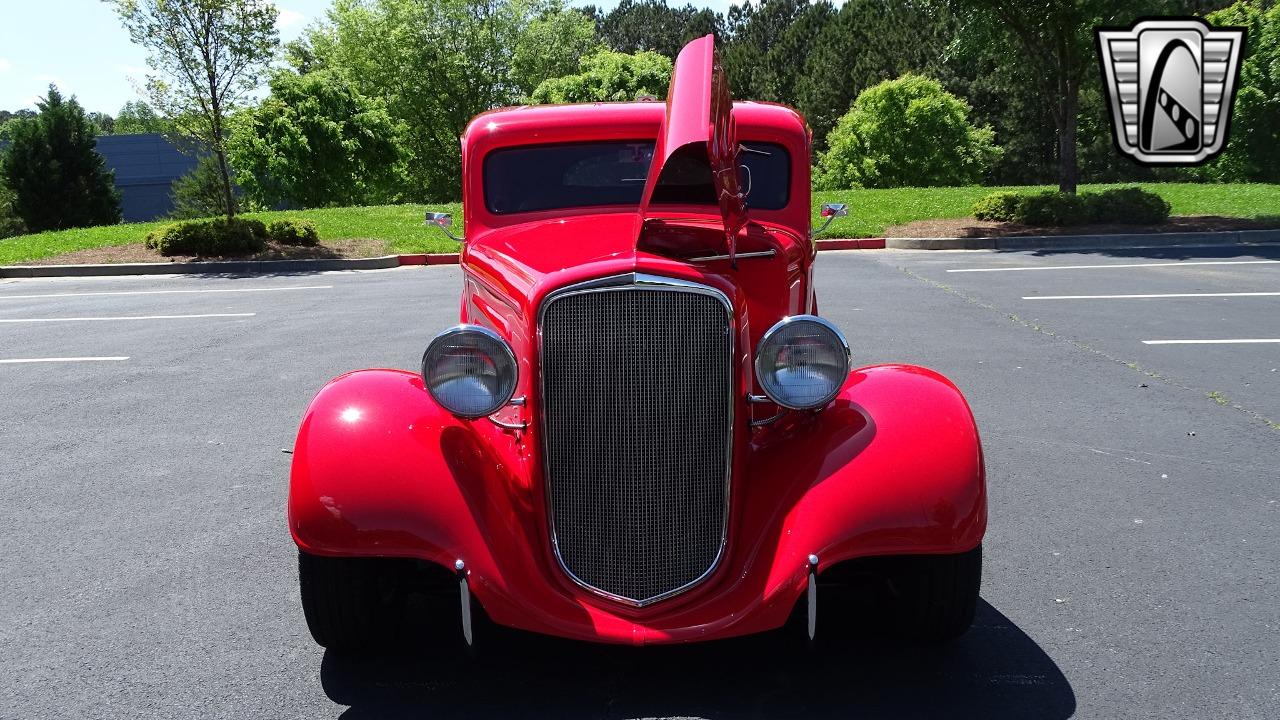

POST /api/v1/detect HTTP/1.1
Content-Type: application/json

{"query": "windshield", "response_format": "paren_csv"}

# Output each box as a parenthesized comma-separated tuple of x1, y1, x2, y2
(483, 141, 790, 214)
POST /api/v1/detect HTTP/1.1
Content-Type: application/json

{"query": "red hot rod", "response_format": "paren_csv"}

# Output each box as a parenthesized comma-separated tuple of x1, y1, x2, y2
(288, 36, 986, 650)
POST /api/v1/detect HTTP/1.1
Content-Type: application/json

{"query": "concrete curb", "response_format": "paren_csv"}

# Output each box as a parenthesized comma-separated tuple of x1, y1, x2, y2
(0, 254, 407, 278)
(884, 228, 1280, 251)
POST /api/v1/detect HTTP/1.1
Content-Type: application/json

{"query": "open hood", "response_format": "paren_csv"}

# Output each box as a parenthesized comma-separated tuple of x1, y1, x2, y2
(638, 35, 748, 264)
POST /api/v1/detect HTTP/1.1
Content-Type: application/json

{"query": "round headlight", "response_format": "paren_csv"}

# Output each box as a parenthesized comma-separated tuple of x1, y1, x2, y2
(421, 325, 518, 418)
(754, 316, 850, 411)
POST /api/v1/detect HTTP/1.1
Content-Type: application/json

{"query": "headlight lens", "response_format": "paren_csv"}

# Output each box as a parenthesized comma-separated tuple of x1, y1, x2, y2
(754, 316, 850, 410)
(421, 325, 518, 418)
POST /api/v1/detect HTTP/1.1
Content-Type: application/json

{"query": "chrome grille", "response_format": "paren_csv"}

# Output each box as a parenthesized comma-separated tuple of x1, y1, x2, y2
(540, 276, 733, 605)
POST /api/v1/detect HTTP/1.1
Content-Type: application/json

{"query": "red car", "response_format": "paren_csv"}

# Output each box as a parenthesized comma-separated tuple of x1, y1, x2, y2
(288, 36, 986, 650)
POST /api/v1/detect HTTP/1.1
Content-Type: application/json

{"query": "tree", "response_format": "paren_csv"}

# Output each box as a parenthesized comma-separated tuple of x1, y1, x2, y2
(1187, 1, 1280, 182)
(106, 0, 279, 219)
(0, 86, 122, 232)
(0, 174, 27, 239)
(814, 74, 1001, 189)
(530, 50, 672, 103)
(598, 0, 722, 58)
(114, 100, 171, 135)
(950, 0, 1183, 193)
(513, 7, 602, 95)
(308, 0, 597, 200)
(227, 69, 402, 208)
(796, 0, 959, 151)
(169, 155, 241, 218)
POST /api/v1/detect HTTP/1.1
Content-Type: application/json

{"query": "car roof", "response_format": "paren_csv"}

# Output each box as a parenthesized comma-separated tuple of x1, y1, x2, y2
(462, 100, 809, 155)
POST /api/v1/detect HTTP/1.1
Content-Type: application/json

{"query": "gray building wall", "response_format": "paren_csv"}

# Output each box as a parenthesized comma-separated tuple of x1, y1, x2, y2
(95, 134, 199, 222)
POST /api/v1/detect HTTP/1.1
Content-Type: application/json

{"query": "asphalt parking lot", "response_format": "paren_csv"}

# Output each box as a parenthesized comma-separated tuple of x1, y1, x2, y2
(2, 244, 1277, 719)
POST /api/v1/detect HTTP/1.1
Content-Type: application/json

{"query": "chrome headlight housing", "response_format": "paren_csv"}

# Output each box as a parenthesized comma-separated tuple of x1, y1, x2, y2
(421, 325, 518, 418)
(754, 315, 851, 410)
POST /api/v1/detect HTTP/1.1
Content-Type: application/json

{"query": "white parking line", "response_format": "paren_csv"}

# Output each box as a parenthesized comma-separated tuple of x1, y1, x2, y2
(0, 313, 255, 323)
(0, 356, 130, 364)
(0, 285, 331, 300)
(1024, 291, 1280, 300)
(948, 260, 1280, 273)
(1142, 339, 1280, 345)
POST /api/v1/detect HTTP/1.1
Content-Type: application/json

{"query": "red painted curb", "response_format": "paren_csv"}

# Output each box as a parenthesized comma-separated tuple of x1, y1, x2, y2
(398, 253, 460, 266)
(815, 238, 885, 251)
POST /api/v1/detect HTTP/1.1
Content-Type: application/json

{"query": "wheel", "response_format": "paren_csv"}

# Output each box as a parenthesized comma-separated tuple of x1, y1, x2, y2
(893, 544, 982, 642)
(297, 551, 409, 651)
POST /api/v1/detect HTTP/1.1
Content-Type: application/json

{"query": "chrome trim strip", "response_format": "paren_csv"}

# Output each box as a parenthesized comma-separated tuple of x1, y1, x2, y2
(687, 249, 776, 263)
(537, 272, 735, 607)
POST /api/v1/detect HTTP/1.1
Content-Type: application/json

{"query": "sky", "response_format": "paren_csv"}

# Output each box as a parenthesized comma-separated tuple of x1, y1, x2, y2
(0, 0, 743, 115)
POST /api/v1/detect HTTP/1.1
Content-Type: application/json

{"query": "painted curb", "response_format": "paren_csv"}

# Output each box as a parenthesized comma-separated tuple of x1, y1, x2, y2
(884, 228, 1280, 251)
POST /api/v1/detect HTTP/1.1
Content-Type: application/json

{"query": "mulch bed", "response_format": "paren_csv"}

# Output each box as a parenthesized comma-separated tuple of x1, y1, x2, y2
(884, 216, 1280, 239)
(23, 238, 392, 266)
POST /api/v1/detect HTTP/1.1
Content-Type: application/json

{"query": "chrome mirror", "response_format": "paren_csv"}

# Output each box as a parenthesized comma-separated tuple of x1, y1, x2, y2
(812, 203, 849, 238)
(425, 211, 464, 243)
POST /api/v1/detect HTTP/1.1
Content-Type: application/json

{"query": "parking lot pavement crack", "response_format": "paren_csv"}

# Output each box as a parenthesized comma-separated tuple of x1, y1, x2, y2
(896, 266, 1280, 433)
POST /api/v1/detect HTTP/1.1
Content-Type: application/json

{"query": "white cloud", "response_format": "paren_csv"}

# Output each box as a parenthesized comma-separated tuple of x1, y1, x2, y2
(0, 58, 11, 73)
(276, 8, 304, 29)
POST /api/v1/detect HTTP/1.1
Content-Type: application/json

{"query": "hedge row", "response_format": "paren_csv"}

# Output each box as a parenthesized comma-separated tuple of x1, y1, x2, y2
(972, 187, 1171, 227)
(145, 217, 318, 256)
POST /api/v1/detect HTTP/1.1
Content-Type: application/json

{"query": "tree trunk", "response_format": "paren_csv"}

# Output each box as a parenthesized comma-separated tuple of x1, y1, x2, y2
(1056, 87, 1080, 194)
(214, 145, 235, 221)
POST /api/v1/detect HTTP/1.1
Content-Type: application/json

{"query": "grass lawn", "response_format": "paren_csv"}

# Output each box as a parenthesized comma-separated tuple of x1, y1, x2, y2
(813, 182, 1280, 238)
(2, 183, 1277, 264)
(0, 203, 462, 266)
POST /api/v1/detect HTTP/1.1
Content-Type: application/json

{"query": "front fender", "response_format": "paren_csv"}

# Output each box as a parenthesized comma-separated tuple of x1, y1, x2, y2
(288, 364, 985, 644)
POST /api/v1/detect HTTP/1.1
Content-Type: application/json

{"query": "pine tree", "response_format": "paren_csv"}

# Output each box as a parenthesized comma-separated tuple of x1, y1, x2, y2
(1, 86, 122, 232)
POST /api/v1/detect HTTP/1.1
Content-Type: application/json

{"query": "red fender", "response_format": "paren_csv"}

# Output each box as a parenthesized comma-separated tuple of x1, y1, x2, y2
(288, 364, 985, 645)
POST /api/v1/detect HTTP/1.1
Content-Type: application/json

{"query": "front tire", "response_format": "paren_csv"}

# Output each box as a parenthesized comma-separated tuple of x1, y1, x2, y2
(298, 551, 408, 651)
(894, 544, 982, 642)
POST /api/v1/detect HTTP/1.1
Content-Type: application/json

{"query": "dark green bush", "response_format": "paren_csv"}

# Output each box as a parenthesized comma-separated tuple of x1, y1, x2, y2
(267, 218, 319, 246)
(1014, 191, 1093, 226)
(1086, 187, 1171, 225)
(972, 191, 1023, 222)
(145, 218, 267, 256)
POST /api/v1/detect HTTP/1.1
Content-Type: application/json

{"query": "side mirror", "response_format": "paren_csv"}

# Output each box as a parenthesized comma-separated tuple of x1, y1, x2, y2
(812, 202, 849, 238)
(425, 211, 464, 243)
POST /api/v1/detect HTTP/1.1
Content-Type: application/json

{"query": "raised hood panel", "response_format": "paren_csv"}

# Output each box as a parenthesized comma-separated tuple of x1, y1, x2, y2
(638, 35, 748, 260)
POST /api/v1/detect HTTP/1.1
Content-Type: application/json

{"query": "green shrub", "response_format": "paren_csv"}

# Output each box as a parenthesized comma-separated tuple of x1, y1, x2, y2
(267, 218, 319, 246)
(814, 74, 1002, 189)
(145, 218, 267, 256)
(1015, 191, 1092, 226)
(972, 191, 1023, 222)
(1086, 187, 1171, 225)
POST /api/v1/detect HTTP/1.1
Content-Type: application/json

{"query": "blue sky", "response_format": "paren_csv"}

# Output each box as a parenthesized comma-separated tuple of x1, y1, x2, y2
(0, 0, 742, 114)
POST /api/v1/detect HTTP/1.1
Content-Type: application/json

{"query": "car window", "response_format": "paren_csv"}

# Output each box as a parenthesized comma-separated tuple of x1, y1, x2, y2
(483, 140, 791, 215)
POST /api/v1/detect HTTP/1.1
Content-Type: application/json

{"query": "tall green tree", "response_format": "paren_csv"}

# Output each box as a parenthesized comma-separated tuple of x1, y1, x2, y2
(1, 87, 122, 232)
(307, 0, 596, 200)
(106, 0, 280, 220)
(950, 0, 1190, 193)
(1188, 0, 1280, 182)
(227, 69, 402, 208)
(597, 0, 722, 57)
(114, 101, 171, 135)
(530, 50, 672, 103)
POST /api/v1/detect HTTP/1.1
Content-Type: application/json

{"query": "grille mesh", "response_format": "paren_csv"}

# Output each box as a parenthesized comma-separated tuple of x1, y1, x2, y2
(541, 283, 732, 604)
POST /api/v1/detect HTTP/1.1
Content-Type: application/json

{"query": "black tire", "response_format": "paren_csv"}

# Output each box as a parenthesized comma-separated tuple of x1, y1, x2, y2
(894, 544, 982, 642)
(298, 551, 409, 651)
